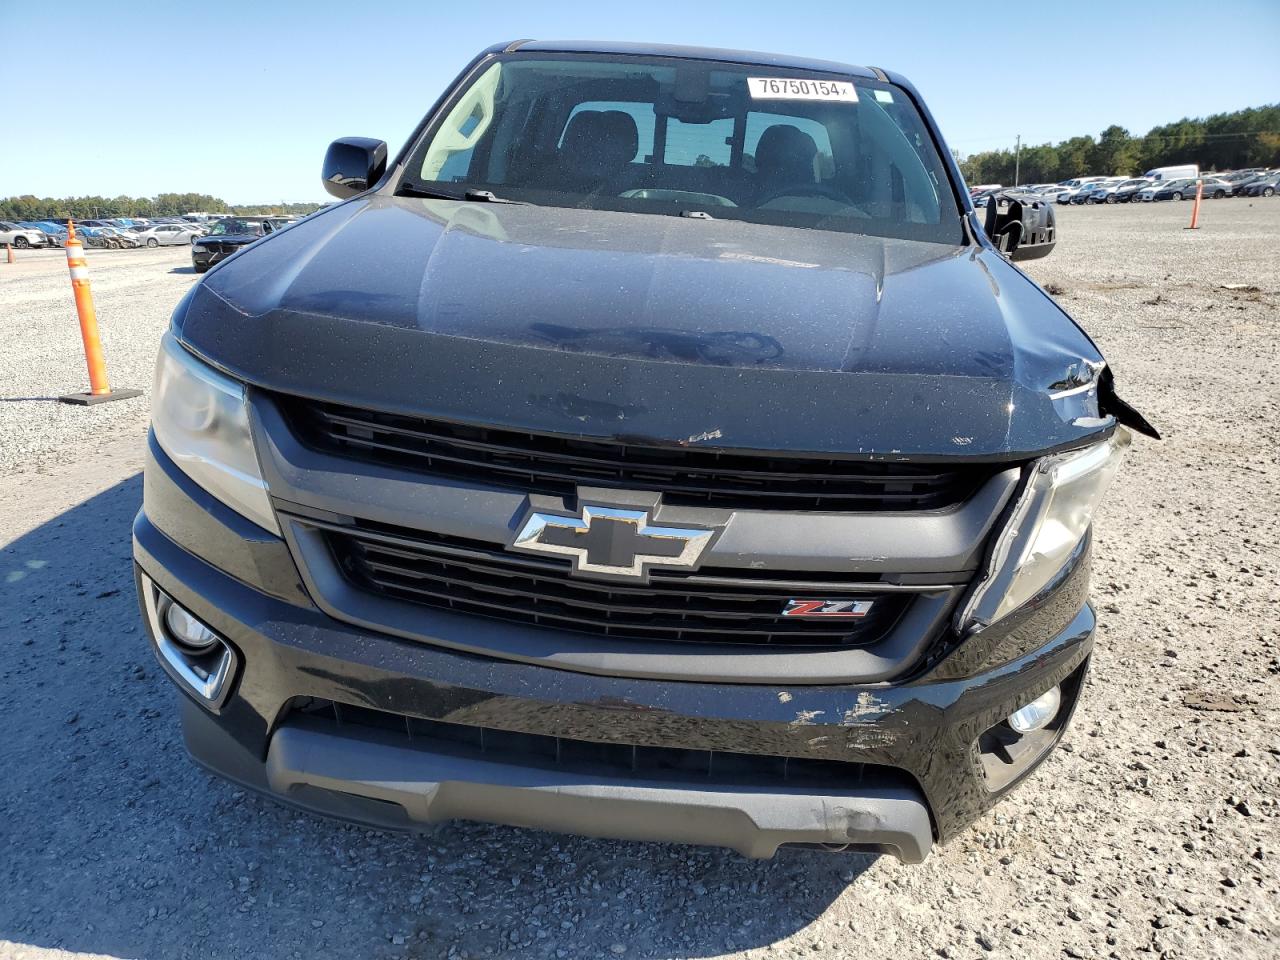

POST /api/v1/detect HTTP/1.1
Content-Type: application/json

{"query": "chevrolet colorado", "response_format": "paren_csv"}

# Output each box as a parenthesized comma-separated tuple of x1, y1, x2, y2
(134, 40, 1156, 862)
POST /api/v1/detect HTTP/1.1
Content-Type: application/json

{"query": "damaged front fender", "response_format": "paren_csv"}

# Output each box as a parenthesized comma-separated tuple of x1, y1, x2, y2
(1097, 367, 1160, 439)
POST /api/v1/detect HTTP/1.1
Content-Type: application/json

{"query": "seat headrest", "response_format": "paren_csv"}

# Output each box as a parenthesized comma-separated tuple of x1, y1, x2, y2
(560, 110, 640, 179)
(755, 124, 818, 183)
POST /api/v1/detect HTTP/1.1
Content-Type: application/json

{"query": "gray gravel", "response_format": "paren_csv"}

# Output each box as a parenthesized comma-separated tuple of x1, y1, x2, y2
(1, 200, 1278, 959)
(0, 245, 197, 473)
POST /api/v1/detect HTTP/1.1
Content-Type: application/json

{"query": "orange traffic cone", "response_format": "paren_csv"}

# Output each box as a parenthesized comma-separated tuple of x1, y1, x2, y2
(58, 221, 142, 406)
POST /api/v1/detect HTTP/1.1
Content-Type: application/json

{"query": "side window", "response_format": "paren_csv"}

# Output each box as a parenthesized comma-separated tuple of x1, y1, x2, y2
(743, 113, 834, 178)
(664, 118, 733, 167)
(560, 101, 655, 163)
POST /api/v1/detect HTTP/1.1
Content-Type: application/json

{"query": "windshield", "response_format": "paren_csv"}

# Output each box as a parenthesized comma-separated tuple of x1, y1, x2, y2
(401, 53, 962, 244)
(208, 219, 264, 236)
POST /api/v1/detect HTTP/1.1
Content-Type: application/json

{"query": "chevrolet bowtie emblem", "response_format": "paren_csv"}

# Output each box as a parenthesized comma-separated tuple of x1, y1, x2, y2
(511, 506, 716, 582)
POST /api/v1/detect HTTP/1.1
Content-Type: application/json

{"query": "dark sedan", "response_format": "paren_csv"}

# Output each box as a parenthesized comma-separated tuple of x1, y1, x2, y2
(190, 216, 288, 272)
(1149, 179, 1198, 201)
(1239, 175, 1279, 198)
(1110, 179, 1152, 203)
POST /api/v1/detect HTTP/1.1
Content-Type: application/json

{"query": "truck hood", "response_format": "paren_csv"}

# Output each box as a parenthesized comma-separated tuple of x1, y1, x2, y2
(176, 194, 1116, 459)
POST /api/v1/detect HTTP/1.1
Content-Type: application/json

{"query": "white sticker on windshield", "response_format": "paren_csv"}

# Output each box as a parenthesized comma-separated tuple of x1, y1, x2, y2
(748, 77, 858, 102)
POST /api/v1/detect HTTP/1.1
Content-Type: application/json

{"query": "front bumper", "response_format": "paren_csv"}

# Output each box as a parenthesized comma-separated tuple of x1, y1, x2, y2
(134, 437, 1096, 862)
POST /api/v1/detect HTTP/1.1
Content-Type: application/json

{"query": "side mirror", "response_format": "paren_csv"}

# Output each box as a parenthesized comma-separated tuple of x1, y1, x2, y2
(322, 137, 388, 199)
(982, 192, 1057, 262)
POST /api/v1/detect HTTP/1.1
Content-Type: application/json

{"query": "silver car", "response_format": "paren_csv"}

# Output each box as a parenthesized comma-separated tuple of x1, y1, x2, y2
(129, 223, 200, 247)
(0, 220, 50, 248)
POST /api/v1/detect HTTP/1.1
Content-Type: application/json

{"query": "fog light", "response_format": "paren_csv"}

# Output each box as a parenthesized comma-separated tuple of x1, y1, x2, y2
(1008, 686, 1062, 734)
(163, 601, 219, 653)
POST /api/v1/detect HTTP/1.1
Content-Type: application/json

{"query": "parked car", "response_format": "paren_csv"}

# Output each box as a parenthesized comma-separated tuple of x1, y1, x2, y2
(1137, 178, 1194, 202)
(95, 226, 143, 249)
(1071, 179, 1125, 204)
(136, 40, 1156, 864)
(1052, 183, 1091, 204)
(0, 220, 52, 248)
(130, 223, 200, 247)
(1239, 174, 1279, 197)
(18, 221, 69, 244)
(1219, 169, 1263, 188)
(1103, 178, 1152, 203)
(189, 216, 288, 272)
(1154, 179, 1201, 201)
(1196, 177, 1233, 199)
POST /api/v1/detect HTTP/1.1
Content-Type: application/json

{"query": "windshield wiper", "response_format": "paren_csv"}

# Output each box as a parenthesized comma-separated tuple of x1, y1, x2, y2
(397, 183, 524, 204)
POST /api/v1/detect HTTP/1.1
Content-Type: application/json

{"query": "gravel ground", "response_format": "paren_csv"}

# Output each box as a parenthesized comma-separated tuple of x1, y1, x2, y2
(0, 245, 198, 473)
(1, 200, 1277, 960)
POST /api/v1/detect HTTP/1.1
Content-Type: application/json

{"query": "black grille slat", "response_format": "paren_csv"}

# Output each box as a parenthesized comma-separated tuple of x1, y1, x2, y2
(316, 409, 956, 486)
(318, 520, 914, 648)
(358, 562, 861, 634)
(281, 399, 988, 512)
(356, 545, 860, 611)
(290, 698, 919, 792)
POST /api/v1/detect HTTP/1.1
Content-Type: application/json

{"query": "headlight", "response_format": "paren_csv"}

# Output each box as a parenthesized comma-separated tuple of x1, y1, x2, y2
(191, 242, 206, 251)
(958, 429, 1131, 630)
(151, 330, 279, 534)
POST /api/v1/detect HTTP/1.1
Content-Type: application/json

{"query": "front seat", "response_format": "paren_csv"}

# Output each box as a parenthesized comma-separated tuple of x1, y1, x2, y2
(557, 110, 640, 190)
(754, 124, 818, 201)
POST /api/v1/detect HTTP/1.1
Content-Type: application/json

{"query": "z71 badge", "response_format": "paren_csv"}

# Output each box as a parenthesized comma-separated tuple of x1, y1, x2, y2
(782, 599, 875, 618)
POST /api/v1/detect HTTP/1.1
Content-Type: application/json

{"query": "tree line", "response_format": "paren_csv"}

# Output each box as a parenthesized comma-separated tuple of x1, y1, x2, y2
(0, 192, 325, 221)
(960, 104, 1279, 186)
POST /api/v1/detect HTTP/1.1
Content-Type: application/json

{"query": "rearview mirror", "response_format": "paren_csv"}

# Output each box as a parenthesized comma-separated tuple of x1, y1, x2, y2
(322, 137, 388, 199)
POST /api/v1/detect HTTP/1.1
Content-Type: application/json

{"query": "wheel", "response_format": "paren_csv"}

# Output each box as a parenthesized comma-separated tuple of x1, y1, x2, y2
(147, 237, 159, 247)
(1213, 191, 1225, 199)
(1172, 192, 1183, 201)
(13, 236, 30, 248)
(193, 262, 208, 273)
(1264, 187, 1275, 198)
(1106, 195, 1116, 203)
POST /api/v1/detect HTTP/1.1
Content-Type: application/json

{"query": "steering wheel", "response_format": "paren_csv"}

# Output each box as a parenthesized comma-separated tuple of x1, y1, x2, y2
(756, 182, 856, 207)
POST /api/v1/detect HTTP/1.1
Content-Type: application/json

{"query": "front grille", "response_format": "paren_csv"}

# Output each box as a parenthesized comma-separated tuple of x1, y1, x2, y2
(312, 517, 911, 647)
(288, 698, 917, 791)
(280, 397, 988, 512)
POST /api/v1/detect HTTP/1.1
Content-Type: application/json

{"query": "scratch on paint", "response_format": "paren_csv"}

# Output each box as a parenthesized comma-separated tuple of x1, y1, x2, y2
(777, 691, 793, 703)
(680, 429, 723, 446)
(842, 691, 891, 725)
(790, 709, 824, 727)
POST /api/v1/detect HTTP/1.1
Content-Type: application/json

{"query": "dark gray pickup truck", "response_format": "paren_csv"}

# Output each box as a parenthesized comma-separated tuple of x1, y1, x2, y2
(134, 40, 1155, 862)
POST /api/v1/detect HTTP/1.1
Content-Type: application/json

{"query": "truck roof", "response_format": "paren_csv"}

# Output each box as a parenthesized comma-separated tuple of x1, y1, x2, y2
(497, 39, 882, 81)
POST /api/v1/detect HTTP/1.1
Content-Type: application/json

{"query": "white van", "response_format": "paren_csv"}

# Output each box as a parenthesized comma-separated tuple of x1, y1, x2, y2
(1144, 164, 1198, 182)
(1058, 176, 1109, 189)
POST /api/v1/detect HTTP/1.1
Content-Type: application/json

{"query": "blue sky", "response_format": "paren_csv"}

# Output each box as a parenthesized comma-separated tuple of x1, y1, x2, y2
(4, 0, 1277, 203)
